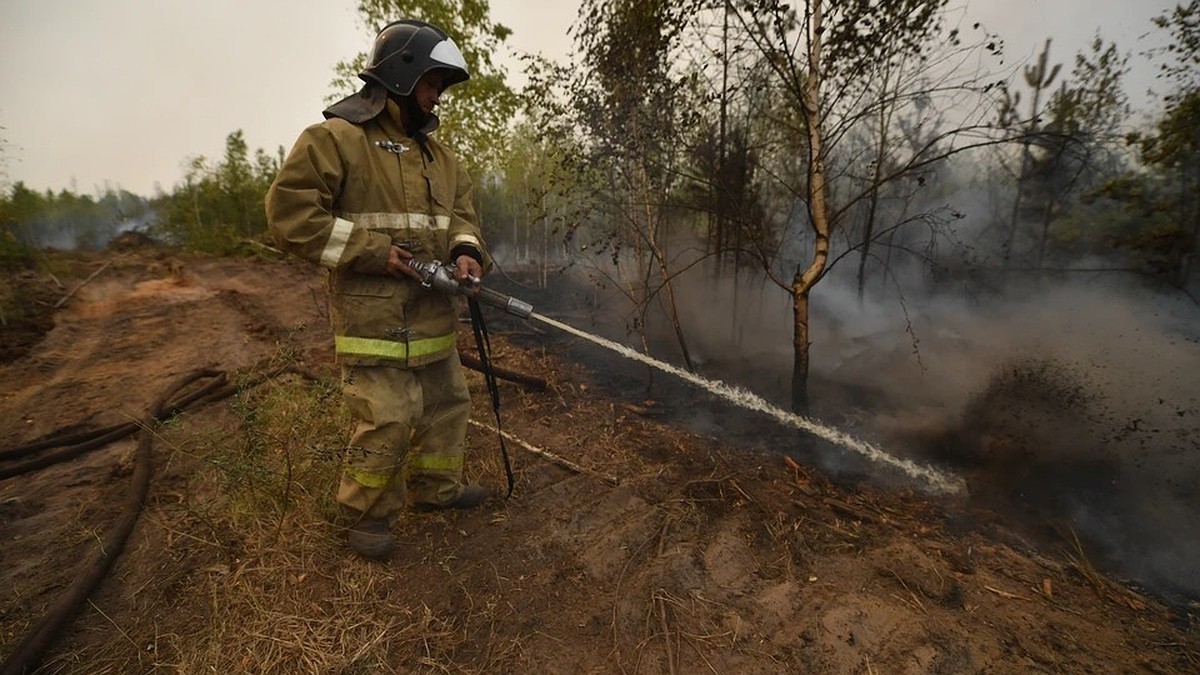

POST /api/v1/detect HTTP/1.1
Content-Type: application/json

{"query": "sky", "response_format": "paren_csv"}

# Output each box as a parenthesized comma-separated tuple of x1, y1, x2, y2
(0, 0, 1182, 198)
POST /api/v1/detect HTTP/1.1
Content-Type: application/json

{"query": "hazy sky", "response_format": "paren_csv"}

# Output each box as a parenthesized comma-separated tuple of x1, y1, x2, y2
(0, 0, 1180, 197)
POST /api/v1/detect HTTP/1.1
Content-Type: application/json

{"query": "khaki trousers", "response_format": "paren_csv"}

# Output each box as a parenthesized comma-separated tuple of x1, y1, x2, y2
(336, 352, 471, 520)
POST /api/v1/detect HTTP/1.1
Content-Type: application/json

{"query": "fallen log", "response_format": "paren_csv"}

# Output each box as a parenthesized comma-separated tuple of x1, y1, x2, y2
(54, 259, 114, 308)
(459, 351, 547, 391)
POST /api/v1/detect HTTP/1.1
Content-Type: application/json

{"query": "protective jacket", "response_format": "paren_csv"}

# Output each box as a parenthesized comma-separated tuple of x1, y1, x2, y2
(266, 87, 489, 368)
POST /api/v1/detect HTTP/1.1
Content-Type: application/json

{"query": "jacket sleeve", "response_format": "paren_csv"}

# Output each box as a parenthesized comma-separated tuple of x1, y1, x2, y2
(446, 160, 493, 272)
(265, 123, 391, 274)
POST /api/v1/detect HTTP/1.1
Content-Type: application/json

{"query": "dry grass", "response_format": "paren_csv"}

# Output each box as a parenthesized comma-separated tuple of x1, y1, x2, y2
(35, 354, 525, 674)
(1062, 526, 1151, 613)
(14, 332, 1199, 675)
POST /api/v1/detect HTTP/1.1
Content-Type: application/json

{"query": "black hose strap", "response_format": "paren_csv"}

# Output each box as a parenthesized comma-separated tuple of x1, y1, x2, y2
(468, 297, 515, 498)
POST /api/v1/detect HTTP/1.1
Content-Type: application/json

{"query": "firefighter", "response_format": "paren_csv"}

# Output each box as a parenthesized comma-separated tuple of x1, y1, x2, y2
(265, 19, 490, 560)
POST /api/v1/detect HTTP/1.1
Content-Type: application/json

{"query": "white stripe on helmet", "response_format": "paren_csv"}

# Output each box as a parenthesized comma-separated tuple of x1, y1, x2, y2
(429, 39, 468, 72)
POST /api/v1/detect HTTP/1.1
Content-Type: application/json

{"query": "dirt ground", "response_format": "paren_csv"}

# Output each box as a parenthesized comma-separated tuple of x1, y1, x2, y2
(1, 247, 1198, 674)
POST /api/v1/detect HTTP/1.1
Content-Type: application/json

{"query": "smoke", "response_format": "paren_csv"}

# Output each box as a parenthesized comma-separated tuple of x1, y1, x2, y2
(669, 255, 1200, 602)
(10, 186, 157, 251)
(24, 212, 155, 250)
(489, 228, 1199, 602)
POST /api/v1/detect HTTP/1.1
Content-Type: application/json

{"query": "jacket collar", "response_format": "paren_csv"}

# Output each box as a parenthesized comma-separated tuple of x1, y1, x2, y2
(324, 83, 439, 136)
(382, 98, 440, 139)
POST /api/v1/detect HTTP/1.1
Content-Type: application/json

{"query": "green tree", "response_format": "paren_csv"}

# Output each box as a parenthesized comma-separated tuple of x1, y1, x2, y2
(1097, 1, 1200, 292)
(155, 130, 280, 254)
(218, 130, 255, 237)
(1019, 36, 1131, 269)
(1151, 0, 1200, 95)
(997, 39, 1062, 269)
(476, 120, 575, 286)
(511, 54, 606, 290)
(730, 0, 1008, 409)
(564, 0, 707, 371)
(331, 0, 518, 176)
(1148, 0, 1200, 287)
(1105, 90, 1200, 289)
(529, 0, 1010, 409)
(0, 182, 44, 270)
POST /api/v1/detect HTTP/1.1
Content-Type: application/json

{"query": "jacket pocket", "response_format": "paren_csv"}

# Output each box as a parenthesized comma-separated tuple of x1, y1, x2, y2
(328, 273, 410, 352)
(330, 270, 397, 298)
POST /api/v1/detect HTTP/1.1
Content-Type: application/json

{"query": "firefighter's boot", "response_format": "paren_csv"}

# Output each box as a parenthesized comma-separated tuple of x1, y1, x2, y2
(346, 516, 395, 560)
(450, 484, 488, 509)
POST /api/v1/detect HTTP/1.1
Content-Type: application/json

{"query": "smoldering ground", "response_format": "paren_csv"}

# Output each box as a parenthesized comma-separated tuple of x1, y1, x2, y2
(807, 274, 1199, 603)
(486, 248, 1199, 605)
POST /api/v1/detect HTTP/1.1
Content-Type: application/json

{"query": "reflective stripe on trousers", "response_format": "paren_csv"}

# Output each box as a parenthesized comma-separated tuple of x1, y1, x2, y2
(342, 452, 464, 489)
(336, 352, 472, 519)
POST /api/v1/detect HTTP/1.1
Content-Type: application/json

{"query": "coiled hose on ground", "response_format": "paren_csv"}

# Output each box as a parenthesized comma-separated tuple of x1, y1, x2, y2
(0, 365, 316, 675)
(0, 357, 548, 674)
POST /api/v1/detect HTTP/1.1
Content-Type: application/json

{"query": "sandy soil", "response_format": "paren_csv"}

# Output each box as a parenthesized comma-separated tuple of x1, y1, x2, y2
(1, 248, 1197, 673)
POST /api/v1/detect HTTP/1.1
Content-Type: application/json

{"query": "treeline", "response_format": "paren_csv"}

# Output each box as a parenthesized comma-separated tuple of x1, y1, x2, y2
(504, 0, 1200, 298)
(482, 0, 1200, 406)
(0, 183, 154, 268)
(0, 129, 281, 270)
(3, 1, 1196, 333)
(154, 130, 282, 255)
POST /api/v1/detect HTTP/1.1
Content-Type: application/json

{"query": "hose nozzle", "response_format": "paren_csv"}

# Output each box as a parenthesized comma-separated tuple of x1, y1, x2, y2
(404, 258, 534, 319)
(478, 286, 534, 319)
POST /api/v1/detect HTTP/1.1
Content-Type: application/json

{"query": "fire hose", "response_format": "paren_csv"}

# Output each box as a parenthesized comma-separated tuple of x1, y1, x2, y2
(0, 368, 263, 675)
(401, 257, 533, 319)
(0, 352, 556, 675)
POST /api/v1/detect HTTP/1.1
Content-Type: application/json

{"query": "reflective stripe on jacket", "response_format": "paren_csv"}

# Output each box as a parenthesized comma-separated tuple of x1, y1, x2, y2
(265, 99, 489, 368)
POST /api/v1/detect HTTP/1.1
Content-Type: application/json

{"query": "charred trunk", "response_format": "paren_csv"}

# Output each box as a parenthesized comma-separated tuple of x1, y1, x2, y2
(791, 289, 811, 412)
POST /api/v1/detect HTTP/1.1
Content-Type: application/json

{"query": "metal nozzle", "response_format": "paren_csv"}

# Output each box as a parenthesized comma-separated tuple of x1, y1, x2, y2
(478, 286, 534, 319)
(403, 258, 533, 319)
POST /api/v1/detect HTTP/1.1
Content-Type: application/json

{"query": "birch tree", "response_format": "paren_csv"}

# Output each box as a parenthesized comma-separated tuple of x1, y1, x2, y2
(732, 0, 1007, 409)
(565, 0, 706, 370)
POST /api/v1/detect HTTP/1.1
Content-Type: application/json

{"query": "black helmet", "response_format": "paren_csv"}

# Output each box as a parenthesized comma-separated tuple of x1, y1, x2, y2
(360, 20, 470, 97)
